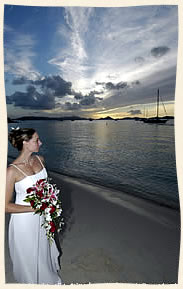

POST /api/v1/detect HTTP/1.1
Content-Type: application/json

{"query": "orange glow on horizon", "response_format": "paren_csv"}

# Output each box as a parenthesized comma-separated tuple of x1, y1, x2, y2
(91, 101, 174, 119)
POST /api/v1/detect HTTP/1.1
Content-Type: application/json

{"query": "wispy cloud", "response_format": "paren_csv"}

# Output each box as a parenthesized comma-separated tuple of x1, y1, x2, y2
(128, 109, 142, 116)
(4, 5, 178, 117)
(48, 6, 177, 99)
(49, 7, 93, 84)
(4, 26, 40, 80)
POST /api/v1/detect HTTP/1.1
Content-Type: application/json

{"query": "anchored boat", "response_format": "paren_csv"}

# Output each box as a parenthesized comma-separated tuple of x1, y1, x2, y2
(143, 89, 168, 124)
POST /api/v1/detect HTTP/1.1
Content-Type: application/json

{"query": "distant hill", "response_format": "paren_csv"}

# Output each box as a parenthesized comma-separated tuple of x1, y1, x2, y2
(97, 116, 114, 120)
(11, 115, 174, 122)
(8, 117, 18, 123)
(161, 116, 174, 120)
(14, 116, 89, 121)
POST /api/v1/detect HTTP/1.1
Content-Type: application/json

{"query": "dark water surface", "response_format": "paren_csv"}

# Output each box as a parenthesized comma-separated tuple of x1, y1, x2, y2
(8, 119, 179, 209)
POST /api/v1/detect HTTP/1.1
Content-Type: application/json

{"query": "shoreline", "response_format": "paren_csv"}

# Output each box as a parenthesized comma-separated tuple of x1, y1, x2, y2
(8, 155, 180, 211)
(51, 168, 180, 211)
(5, 164, 180, 284)
(50, 171, 180, 229)
(50, 170, 180, 284)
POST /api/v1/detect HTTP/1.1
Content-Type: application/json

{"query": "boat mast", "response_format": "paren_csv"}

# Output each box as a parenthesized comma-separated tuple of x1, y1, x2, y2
(157, 89, 159, 120)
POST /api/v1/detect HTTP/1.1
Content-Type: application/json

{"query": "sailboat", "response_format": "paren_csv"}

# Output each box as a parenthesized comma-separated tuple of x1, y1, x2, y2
(143, 89, 168, 124)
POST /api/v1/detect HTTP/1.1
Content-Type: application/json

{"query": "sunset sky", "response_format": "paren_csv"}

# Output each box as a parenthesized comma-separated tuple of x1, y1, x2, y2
(4, 5, 178, 119)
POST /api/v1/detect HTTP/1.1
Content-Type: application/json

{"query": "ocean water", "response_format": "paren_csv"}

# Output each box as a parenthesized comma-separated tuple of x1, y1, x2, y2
(8, 119, 179, 209)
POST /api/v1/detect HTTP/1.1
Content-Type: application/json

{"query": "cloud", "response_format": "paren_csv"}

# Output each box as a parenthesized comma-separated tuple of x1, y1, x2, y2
(4, 24, 14, 32)
(63, 102, 81, 110)
(95, 81, 128, 90)
(101, 65, 176, 110)
(4, 6, 178, 117)
(80, 95, 96, 106)
(95, 82, 105, 86)
(73, 92, 84, 100)
(7, 76, 70, 110)
(32, 75, 72, 97)
(72, 90, 103, 100)
(106, 81, 128, 90)
(48, 7, 94, 83)
(79, 91, 103, 106)
(135, 57, 145, 65)
(132, 80, 141, 86)
(47, 6, 177, 97)
(151, 46, 170, 58)
(6, 95, 13, 104)
(12, 75, 73, 98)
(12, 76, 30, 85)
(62, 90, 103, 111)
(6, 85, 55, 110)
(96, 80, 140, 91)
(4, 26, 40, 80)
(7, 74, 103, 111)
(128, 109, 142, 115)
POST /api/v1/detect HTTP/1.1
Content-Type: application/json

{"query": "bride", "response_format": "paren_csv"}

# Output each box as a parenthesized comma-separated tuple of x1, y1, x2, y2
(5, 127, 62, 284)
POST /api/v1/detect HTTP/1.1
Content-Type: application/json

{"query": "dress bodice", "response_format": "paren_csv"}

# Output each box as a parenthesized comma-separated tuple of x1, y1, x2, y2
(8, 156, 62, 284)
(14, 168, 48, 205)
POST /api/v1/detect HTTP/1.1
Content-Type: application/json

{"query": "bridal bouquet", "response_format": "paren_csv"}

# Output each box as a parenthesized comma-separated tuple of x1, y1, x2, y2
(23, 178, 64, 244)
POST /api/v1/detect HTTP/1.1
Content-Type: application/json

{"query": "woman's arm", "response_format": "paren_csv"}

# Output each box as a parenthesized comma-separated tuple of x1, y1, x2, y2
(5, 167, 35, 214)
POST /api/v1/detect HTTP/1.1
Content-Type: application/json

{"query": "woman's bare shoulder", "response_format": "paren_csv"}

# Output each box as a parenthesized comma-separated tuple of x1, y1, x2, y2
(10, 157, 23, 166)
(7, 165, 17, 180)
(34, 154, 45, 164)
(38, 155, 45, 162)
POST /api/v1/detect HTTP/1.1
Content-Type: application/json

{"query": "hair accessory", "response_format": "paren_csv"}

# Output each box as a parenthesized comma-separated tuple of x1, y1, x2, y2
(11, 126, 20, 131)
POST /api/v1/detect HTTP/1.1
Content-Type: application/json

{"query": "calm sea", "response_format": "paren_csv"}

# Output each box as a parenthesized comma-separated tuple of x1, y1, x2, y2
(8, 119, 179, 210)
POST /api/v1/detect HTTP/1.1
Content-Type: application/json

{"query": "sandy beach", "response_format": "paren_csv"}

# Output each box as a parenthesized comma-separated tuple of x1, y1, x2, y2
(5, 170, 180, 284)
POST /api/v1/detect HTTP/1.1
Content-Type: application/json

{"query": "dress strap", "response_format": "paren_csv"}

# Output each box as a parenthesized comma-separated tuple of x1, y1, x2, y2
(9, 164, 28, 177)
(35, 155, 44, 169)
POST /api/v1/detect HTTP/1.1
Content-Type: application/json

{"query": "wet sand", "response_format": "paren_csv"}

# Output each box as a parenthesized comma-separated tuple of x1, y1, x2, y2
(5, 170, 180, 284)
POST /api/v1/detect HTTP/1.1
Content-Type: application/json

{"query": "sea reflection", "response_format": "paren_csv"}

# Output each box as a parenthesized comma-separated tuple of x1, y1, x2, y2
(8, 119, 178, 208)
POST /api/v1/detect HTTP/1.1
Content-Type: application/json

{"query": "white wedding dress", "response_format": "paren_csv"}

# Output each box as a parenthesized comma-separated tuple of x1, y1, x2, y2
(8, 156, 62, 284)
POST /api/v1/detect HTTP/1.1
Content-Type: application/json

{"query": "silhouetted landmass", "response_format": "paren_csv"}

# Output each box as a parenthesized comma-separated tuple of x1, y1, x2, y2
(8, 117, 18, 123)
(14, 116, 88, 121)
(11, 115, 174, 122)
(97, 116, 114, 120)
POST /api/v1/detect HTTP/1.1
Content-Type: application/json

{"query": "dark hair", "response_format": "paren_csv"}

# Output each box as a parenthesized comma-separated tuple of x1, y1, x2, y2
(8, 127, 36, 151)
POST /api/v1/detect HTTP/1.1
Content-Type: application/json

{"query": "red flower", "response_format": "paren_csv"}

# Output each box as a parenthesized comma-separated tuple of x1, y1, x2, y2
(50, 221, 56, 232)
(27, 187, 35, 194)
(30, 200, 35, 207)
(50, 206, 56, 214)
(37, 179, 46, 186)
(40, 202, 48, 211)
(36, 189, 43, 198)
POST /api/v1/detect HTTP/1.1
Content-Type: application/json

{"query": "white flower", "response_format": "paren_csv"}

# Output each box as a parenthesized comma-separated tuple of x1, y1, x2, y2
(25, 177, 64, 243)
(57, 211, 61, 217)
(11, 126, 20, 131)
(47, 224, 51, 230)
(52, 199, 57, 205)
(45, 213, 52, 222)
(45, 207, 51, 214)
